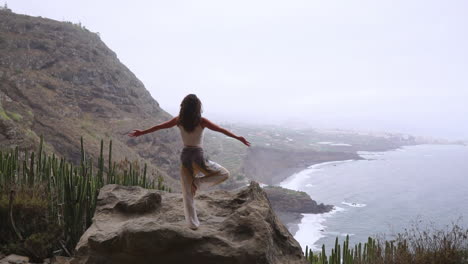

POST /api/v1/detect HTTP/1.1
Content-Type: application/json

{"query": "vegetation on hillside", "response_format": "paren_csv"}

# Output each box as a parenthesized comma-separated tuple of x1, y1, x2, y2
(0, 10, 181, 190)
(0, 136, 170, 262)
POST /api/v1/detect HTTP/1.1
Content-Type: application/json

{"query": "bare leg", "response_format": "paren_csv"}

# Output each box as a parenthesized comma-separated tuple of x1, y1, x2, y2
(180, 166, 200, 230)
(193, 160, 230, 191)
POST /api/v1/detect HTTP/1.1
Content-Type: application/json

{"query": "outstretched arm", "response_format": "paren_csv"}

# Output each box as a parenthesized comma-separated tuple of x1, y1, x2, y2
(201, 118, 251, 146)
(128, 117, 178, 137)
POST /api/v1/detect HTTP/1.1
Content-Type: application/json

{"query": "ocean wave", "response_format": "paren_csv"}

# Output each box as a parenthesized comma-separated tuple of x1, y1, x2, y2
(325, 231, 355, 237)
(279, 160, 355, 191)
(330, 143, 352, 147)
(294, 206, 345, 251)
(342, 201, 367, 208)
(316, 142, 352, 147)
(307, 160, 355, 169)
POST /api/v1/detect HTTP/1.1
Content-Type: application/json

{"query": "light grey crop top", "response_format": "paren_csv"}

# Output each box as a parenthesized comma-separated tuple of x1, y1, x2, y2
(177, 124, 204, 147)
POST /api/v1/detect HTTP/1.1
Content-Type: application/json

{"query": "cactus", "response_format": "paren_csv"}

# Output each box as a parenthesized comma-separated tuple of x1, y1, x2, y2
(304, 236, 390, 264)
(0, 136, 169, 253)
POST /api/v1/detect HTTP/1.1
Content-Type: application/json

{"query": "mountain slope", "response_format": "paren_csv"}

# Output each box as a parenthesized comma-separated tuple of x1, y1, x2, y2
(0, 10, 181, 190)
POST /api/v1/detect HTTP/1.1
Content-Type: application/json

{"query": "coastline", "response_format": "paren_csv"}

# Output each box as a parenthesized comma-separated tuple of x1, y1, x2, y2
(244, 146, 364, 186)
(275, 143, 468, 251)
(272, 145, 412, 240)
(275, 159, 358, 237)
(262, 185, 334, 236)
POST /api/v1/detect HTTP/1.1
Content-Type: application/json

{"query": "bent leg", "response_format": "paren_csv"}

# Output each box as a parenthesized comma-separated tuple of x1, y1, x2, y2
(193, 160, 230, 191)
(180, 165, 200, 229)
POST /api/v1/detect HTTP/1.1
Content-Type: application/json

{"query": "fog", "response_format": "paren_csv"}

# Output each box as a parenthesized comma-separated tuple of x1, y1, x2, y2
(10, 0, 468, 140)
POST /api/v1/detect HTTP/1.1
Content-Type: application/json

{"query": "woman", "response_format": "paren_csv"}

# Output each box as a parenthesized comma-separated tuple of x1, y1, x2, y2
(128, 94, 250, 230)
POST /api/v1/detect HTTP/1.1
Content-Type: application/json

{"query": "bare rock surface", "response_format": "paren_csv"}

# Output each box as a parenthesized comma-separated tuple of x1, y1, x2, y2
(0, 254, 29, 264)
(72, 182, 308, 264)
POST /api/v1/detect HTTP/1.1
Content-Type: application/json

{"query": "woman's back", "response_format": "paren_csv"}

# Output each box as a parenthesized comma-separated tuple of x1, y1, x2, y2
(177, 123, 204, 147)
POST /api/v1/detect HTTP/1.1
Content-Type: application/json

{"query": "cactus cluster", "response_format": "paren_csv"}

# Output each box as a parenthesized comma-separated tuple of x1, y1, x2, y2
(0, 136, 170, 253)
(304, 231, 468, 264)
(305, 236, 389, 264)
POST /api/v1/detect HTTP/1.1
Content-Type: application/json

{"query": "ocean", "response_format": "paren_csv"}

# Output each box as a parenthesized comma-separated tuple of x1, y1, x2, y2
(279, 144, 468, 252)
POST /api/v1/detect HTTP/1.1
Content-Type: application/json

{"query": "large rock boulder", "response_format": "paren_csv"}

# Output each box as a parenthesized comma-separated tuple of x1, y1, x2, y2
(72, 182, 308, 264)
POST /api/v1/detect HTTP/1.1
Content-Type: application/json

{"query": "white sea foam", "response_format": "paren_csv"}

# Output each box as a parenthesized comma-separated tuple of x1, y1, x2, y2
(357, 151, 384, 155)
(279, 169, 311, 191)
(316, 142, 351, 146)
(325, 231, 355, 237)
(317, 141, 333, 145)
(279, 160, 355, 191)
(342, 201, 367, 208)
(278, 159, 359, 251)
(294, 207, 345, 251)
(307, 160, 355, 169)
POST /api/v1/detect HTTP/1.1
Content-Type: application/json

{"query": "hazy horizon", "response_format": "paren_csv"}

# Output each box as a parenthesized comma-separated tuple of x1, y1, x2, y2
(9, 0, 468, 140)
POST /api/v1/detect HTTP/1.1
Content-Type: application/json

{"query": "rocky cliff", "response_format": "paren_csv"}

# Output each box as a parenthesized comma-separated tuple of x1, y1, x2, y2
(0, 11, 182, 189)
(263, 185, 334, 235)
(71, 182, 308, 264)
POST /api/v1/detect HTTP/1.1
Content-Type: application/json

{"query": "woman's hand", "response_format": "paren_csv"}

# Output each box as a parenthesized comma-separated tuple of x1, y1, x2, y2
(128, 129, 144, 137)
(237, 136, 251, 147)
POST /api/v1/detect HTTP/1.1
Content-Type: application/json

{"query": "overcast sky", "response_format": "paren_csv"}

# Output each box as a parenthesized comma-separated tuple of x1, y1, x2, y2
(10, 0, 468, 140)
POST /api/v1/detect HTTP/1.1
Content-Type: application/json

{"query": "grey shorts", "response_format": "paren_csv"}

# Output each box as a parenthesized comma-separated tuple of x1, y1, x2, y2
(180, 146, 229, 182)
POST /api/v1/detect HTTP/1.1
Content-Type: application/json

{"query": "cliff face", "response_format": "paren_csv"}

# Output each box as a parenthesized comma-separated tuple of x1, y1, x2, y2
(263, 185, 334, 235)
(263, 186, 333, 214)
(0, 11, 181, 189)
(72, 182, 308, 264)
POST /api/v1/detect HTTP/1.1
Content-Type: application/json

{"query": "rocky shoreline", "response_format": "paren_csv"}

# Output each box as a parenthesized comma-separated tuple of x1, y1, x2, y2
(263, 185, 334, 236)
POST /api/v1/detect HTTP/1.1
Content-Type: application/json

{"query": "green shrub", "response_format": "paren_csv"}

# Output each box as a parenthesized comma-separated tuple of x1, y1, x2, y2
(6, 111, 22, 122)
(0, 107, 10, 120)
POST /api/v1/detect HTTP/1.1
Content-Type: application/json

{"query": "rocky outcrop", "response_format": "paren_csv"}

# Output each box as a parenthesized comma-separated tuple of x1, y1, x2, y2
(72, 182, 308, 264)
(263, 186, 333, 214)
(263, 185, 334, 235)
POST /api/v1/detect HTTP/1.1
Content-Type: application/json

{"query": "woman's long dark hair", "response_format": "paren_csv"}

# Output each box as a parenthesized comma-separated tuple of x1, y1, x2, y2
(178, 94, 202, 132)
